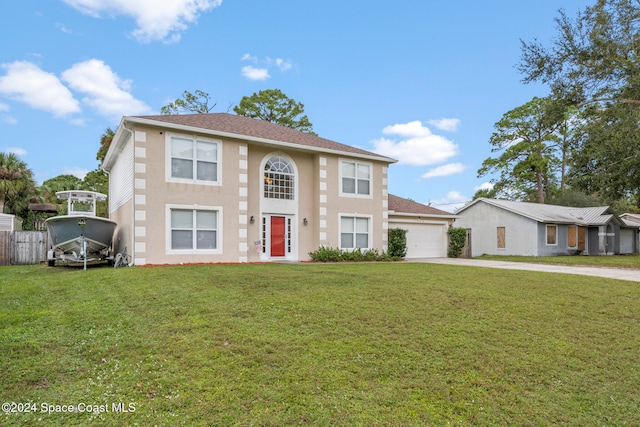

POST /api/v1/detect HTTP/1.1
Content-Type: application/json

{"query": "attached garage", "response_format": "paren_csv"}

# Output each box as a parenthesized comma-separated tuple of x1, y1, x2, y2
(395, 221, 448, 258)
(388, 195, 456, 259)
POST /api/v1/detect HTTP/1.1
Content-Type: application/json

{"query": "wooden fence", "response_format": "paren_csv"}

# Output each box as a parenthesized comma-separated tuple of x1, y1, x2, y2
(0, 231, 49, 266)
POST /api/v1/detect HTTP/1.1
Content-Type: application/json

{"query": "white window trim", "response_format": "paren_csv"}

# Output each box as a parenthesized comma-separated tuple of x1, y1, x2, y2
(339, 214, 373, 250)
(262, 153, 297, 201)
(339, 159, 373, 198)
(165, 132, 222, 186)
(166, 204, 223, 255)
(546, 224, 558, 246)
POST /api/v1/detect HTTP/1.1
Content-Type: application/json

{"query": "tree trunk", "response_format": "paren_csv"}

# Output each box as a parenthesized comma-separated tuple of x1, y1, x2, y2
(536, 171, 545, 204)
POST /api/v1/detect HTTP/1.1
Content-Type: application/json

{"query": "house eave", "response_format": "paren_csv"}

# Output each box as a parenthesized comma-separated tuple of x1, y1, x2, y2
(388, 211, 459, 220)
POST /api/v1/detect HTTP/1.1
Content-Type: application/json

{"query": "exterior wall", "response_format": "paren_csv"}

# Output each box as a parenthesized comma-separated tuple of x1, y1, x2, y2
(321, 156, 388, 253)
(536, 223, 583, 256)
(108, 130, 135, 260)
(111, 199, 133, 259)
(118, 123, 390, 265)
(455, 203, 539, 257)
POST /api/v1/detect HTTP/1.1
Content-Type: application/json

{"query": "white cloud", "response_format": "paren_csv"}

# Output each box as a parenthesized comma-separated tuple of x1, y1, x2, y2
(240, 54, 293, 80)
(63, 167, 90, 179)
(240, 53, 257, 62)
(1, 116, 17, 125)
(241, 66, 270, 81)
(0, 61, 81, 117)
(63, 0, 222, 43)
(6, 147, 27, 156)
(428, 190, 469, 213)
(275, 58, 293, 71)
(474, 182, 494, 192)
(56, 23, 73, 34)
(371, 120, 459, 166)
(421, 162, 467, 178)
(0, 102, 9, 112)
(428, 118, 460, 132)
(61, 59, 152, 118)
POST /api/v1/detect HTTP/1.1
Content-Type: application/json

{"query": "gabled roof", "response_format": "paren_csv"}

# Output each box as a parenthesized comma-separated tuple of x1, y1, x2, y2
(388, 194, 456, 217)
(104, 113, 396, 170)
(621, 213, 640, 227)
(457, 198, 619, 226)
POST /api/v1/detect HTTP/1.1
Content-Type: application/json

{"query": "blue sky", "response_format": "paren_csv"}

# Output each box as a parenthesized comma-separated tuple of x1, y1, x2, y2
(0, 0, 592, 212)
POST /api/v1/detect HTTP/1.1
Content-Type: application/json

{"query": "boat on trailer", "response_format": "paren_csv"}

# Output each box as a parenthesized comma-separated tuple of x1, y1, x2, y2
(45, 190, 117, 267)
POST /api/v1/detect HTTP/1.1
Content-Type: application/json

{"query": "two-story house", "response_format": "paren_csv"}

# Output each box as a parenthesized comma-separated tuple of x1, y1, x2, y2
(103, 113, 456, 265)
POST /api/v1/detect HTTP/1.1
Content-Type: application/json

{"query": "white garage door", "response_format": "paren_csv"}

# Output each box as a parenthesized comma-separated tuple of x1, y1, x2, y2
(393, 223, 446, 258)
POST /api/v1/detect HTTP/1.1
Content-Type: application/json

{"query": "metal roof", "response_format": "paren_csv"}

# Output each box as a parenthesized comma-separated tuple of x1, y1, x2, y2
(458, 198, 619, 226)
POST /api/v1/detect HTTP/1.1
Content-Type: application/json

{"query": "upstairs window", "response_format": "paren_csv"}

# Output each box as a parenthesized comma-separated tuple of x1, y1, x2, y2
(341, 160, 371, 196)
(170, 136, 218, 183)
(264, 155, 295, 200)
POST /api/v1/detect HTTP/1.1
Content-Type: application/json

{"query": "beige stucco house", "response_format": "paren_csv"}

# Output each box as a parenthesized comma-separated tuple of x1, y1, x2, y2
(103, 113, 455, 265)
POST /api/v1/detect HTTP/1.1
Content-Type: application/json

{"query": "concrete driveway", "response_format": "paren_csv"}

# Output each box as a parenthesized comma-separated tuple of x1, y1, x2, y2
(409, 258, 640, 283)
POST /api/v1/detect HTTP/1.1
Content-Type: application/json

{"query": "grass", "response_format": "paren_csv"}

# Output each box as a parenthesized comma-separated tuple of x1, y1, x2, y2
(1, 262, 639, 426)
(478, 254, 640, 269)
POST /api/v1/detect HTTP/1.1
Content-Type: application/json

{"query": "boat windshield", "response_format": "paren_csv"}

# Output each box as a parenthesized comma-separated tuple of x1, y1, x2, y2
(70, 200, 95, 215)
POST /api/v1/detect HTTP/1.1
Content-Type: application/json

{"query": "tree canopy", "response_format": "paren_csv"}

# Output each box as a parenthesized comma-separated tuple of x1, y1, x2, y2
(515, 0, 640, 208)
(478, 97, 565, 203)
(0, 152, 36, 215)
(160, 90, 217, 115)
(233, 89, 317, 135)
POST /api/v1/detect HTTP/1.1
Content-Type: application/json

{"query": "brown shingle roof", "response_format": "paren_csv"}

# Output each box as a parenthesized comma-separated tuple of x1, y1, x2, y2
(131, 113, 396, 162)
(388, 194, 454, 216)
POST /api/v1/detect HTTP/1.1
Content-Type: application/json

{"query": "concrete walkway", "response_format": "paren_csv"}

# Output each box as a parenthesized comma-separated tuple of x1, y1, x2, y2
(408, 258, 640, 283)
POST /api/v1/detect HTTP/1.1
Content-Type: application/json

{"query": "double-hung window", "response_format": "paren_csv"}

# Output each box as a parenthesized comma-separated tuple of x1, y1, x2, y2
(170, 209, 218, 251)
(340, 216, 370, 249)
(170, 135, 219, 183)
(341, 160, 371, 196)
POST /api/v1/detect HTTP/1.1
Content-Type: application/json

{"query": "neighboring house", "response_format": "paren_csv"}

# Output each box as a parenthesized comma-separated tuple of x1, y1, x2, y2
(455, 198, 635, 257)
(388, 194, 457, 258)
(0, 213, 22, 231)
(103, 113, 408, 265)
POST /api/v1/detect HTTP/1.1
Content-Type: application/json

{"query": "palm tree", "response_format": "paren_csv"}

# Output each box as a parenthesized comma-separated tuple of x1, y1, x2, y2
(96, 127, 115, 165)
(0, 152, 36, 214)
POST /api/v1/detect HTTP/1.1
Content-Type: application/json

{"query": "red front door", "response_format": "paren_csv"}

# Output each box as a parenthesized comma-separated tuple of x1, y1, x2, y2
(270, 216, 286, 257)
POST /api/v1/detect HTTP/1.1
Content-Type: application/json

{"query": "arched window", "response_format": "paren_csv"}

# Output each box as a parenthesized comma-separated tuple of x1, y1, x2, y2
(264, 155, 295, 200)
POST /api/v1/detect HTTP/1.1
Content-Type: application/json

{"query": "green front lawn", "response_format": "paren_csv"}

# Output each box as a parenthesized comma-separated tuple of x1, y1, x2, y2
(478, 254, 640, 269)
(1, 263, 639, 426)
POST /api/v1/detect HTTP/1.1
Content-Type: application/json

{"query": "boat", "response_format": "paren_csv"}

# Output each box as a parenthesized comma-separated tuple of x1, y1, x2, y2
(45, 190, 117, 266)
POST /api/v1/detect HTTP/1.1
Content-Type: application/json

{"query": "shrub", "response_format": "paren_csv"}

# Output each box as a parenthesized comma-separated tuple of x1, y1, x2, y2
(308, 247, 399, 262)
(308, 246, 342, 262)
(447, 226, 467, 258)
(388, 228, 407, 259)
